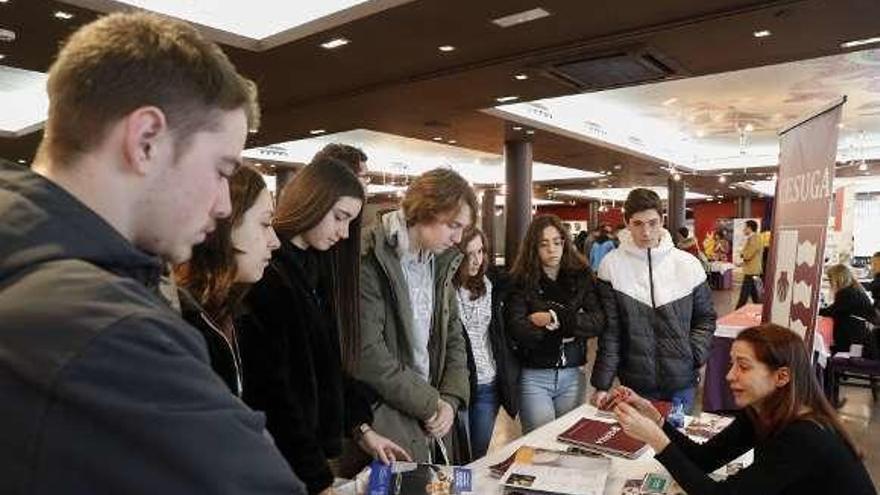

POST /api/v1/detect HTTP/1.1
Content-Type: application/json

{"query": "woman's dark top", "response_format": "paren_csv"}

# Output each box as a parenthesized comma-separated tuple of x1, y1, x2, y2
(237, 241, 374, 494)
(819, 285, 874, 354)
(179, 289, 242, 396)
(506, 267, 605, 369)
(656, 412, 876, 495)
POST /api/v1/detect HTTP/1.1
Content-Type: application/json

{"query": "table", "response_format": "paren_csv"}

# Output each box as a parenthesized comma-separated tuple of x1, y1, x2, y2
(703, 304, 833, 412)
(466, 404, 752, 495)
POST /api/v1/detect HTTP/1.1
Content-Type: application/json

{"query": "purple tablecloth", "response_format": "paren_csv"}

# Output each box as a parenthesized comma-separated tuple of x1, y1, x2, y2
(703, 336, 737, 412)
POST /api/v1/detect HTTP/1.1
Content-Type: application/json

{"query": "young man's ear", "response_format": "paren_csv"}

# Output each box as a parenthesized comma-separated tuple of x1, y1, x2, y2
(122, 106, 168, 175)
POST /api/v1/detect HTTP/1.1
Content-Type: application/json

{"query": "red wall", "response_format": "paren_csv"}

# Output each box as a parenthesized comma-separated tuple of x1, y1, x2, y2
(691, 199, 767, 245)
(535, 205, 588, 221)
(533, 205, 625, 229)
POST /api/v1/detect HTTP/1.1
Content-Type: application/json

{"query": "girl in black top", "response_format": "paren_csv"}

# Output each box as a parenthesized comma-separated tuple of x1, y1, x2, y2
(238, 158, 408, 495)
(612, 323, 876, 495)
(175, 165, 281, 396)
(821, 263, 875, 355)
(507, 214, 605, 432)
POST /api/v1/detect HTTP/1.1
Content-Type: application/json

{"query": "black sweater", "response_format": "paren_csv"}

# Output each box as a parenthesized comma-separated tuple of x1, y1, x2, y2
(655, 413, 876, 495)
(238, 242, 374, 494)
(819, 285, 874, 354)
(507, 268, 605, 369)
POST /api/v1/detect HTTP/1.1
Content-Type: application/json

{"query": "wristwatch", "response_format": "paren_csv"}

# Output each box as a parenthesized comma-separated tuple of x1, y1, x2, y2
(353, 423, 372, 441)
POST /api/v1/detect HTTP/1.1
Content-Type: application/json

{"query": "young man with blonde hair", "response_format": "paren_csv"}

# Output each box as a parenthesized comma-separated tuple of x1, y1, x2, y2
(0, 13, 304, 493)
(355, 168, 477, 463)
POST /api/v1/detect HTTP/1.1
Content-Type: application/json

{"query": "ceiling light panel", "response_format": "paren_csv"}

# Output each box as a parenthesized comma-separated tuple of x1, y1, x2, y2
(491, 7, 550, 28)
(320, 37, 350, 49)
(0, 65, 48, 137)
(93, 0, 373, 40)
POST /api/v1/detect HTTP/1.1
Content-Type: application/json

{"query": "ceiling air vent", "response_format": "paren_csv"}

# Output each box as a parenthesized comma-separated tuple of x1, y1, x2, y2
(545, 47, 683, 91)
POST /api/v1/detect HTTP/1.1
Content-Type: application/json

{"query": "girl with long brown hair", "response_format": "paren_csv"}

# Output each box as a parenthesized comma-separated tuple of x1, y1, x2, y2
(237, 156, 408, 495)
(452, 227, 519, 458)
(612, 323, 875, 494)
(175, 164, 281, 396)
(507, 214, 605, 432)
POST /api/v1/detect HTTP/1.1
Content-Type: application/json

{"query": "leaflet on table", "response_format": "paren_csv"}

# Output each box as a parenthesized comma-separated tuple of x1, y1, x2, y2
(682, 413, 734, 442)
(501, 462, 608, 495)
(488, 445, 605, 478)
(366, 461, 472, 495)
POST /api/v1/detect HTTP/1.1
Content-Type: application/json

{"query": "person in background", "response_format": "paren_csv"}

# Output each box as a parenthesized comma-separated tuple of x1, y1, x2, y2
(612, 323, 876, 495)
(589, 224, 616, 270)
(312, 143, 370, 186)
(508, 215, 605, 433)
(736, 220, 764, 309)
(591, 188, 715, 414)
(452, 227, 519, 458)
(574, 230, 589, 259)
(0, 12, 305, 493)
(356, 168, 476, 463)
(676, 227, 699, 257)
(703, 230, 717, 261)
(174, 165, 280, 396)
(238, 158, 409, 494)
(821, 264, 875, 356)
(712, 231, 731, 262)
(862, 251, 880, 311)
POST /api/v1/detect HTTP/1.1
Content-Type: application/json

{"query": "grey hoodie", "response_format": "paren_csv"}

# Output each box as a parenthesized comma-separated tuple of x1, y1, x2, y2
(0, 160, 305, 494)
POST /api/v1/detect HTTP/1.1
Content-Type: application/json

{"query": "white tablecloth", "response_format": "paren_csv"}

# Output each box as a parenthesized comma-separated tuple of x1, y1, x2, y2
(467, 404, 675, 495)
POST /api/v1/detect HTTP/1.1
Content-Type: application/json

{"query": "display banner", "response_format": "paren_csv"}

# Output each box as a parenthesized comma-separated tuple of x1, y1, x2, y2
(762, 97, 845, 354)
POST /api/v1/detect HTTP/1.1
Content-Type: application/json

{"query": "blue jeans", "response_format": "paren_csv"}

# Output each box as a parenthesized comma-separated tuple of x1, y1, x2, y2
(467, 382, 499, 458)
(642, 387, 697, 414)
(519, 367, 586, 433)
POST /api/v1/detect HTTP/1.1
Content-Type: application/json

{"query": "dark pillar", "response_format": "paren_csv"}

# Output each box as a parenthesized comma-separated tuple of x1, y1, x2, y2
(736, 196, 752, 218)
(588, 201, 600, 229)
(481, 188, 497, 264)
(667, 177, 686, 237)
(505, 140, 532, 268)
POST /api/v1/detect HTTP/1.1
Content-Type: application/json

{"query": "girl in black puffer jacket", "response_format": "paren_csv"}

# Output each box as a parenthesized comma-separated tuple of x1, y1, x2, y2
(507, 215, 605, 432)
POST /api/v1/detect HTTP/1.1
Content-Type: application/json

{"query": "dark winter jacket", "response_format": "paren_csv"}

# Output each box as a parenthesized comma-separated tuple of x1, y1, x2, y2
(591, 228, 716, 394)
(238, 241, 374, 494)
(179, 289, 243, 396)
(507, 267, 605, 369)
(461, 267, 520, 417)
(862, 274, 880, 311)
(820, 285, 875, 355)
(0, 160, 304, 494)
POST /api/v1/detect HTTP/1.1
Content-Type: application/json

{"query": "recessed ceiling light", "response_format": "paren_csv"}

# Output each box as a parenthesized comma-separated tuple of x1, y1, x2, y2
(753, 30, 771, 38)
(491, 7, 551, 28)
(17, 159, 26, 164)
(525, 129, 535, 135)
(438, 45, 455, 52)
(432, 136, 443, 141)
(320, 37, 349, 49)
(309, 129, 326, 135)
(448, 139, 457, 144)
(672, 172, 682, 182)
(841, 37, 880, 49)
(514, 73, 529, 81)
(0, 54, 5, 61)
(495, 95, 520, 103)
(613, 164, 622, 170)
(248, 128, 258, 134)
(718, 176, 727, 184)
(54, 11, 74, 20)
(512, 126, 523, 131)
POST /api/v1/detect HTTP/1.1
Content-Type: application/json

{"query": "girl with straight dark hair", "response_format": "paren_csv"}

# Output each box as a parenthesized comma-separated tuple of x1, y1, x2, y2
(507, 214, 605, 433)
(612, 323, 875, 495)
(237, 157, 408, 495)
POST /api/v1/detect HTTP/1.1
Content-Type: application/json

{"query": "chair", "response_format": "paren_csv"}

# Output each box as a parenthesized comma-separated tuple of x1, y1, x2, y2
(828, 318, 880, 405)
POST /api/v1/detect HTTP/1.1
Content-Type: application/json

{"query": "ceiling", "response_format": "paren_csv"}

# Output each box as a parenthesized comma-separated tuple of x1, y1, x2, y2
(2, 0, 880, 200)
